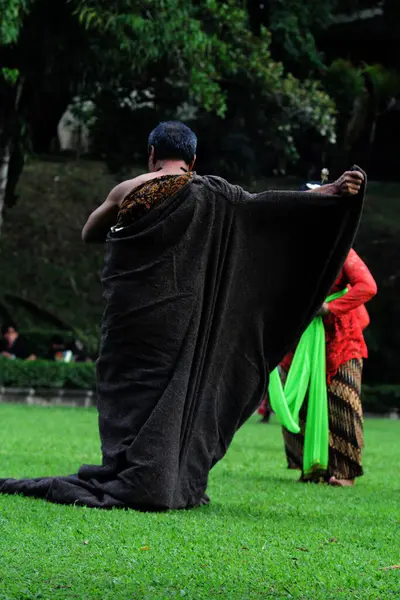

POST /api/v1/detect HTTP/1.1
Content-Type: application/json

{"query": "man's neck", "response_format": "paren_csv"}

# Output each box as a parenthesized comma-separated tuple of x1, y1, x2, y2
(154, 160, 189, 174)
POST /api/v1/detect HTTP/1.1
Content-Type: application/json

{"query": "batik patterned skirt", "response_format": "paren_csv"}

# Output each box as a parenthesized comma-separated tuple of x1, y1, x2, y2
(282, 358, 364, 481)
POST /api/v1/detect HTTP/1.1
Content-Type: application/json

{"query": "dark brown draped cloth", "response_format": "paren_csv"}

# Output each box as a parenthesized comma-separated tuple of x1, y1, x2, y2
(0, 170, 365, 510)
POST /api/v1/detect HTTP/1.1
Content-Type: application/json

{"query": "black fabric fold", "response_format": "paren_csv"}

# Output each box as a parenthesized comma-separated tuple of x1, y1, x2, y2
(0, 169, 366, 510)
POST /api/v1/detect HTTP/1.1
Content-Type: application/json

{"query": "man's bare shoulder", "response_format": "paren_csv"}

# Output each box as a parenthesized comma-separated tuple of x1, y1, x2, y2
(108, 173, 156, 206)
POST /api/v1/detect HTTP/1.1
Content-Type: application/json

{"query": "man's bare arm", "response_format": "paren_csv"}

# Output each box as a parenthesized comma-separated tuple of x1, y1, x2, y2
(81, 198, 118, 243)
(82, 174, 158, 243)
(82, 180, 135, 243)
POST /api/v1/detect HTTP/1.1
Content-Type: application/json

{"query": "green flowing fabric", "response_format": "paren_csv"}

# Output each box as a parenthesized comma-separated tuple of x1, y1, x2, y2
(269, 288, 348, 475)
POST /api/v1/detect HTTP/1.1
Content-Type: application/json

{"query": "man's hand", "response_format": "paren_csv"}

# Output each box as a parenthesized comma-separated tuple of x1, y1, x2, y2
(308, 170, 364, 197)
(332, 171, 364, 196)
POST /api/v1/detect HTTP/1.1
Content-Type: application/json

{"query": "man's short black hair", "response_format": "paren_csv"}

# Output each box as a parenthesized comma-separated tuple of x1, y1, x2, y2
(148, 121, 197, 165)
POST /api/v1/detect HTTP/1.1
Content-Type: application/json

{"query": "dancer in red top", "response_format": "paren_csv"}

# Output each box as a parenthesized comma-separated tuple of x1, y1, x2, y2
(281, 249, 377, 486)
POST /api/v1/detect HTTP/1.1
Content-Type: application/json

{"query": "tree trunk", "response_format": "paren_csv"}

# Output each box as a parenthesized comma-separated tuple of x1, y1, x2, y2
(4, 142, 25, 211)
(0, 140, 11, 235)
(0, 79, 23, 238)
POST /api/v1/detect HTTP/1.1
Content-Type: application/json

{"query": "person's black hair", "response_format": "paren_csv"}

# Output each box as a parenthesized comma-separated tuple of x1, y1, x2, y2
(51, 334, 65, 346)
(1, 322, 17, 336)
(148, 121, 197, 165)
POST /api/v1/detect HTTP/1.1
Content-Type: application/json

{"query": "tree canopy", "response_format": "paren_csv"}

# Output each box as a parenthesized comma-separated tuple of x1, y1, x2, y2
(1, 0, 399, 230)
(0, 0, 340, 226)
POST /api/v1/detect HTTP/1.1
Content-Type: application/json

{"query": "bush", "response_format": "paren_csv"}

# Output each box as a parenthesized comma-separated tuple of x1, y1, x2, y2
(323, 59, 364, 119)
(362, 385, 400, 414)
(0, 358, 96, 390)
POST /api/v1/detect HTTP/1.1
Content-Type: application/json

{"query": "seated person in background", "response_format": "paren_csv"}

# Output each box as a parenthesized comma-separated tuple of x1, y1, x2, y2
(1, 324, 36, 361)
(47, 334, 92, 363)
(47, 335, 73, 362)
(70, 338, 92, 363)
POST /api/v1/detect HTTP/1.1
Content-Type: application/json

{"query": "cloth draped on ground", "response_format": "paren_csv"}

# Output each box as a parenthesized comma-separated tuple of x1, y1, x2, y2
(282, 358, 364, 480)
(0, 171, 365, 509)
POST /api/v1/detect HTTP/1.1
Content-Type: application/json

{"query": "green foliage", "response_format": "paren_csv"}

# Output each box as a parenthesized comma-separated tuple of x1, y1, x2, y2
(71, 0, 230, 116)
(363, 63, 400, 110)
(0, 67, 19, 84)
(0, 408, 399, 599)
(267, 0, 337, 71)
(1, 0, 338, 180)
(2, 0, 398, 190)
(324, 59, 365, 118)
(0, 357, 95, 389)
(321, 59, 400, 169)
(202, 1, 337, 142)
(324, 60, 400, 121)
(89, 0, 337, 175)
(0, 0, 31, 45)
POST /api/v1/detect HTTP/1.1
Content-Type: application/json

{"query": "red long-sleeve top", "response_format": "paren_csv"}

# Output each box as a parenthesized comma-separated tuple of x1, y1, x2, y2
(281, 249, 377, 382)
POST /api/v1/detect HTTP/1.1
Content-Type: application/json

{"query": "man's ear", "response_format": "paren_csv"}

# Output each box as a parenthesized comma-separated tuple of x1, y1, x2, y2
(148, 145, 156, 171)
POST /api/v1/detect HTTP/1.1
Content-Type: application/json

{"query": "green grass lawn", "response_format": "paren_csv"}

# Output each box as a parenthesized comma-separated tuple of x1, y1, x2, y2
(0, 404, 399, 600)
